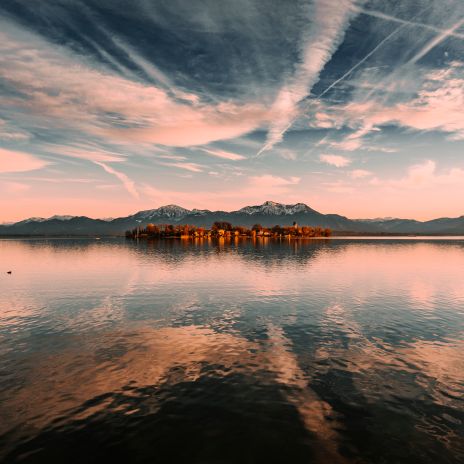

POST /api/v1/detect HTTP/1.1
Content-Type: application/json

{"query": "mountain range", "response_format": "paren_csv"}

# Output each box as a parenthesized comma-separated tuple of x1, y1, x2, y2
(1, 201, 464, 236)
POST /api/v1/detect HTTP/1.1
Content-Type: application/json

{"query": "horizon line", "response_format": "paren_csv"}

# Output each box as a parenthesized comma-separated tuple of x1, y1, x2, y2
(2, 200, 463, 225)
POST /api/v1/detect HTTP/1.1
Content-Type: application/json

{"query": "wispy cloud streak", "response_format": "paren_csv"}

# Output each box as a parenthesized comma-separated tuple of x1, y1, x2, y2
(407, 18, 464, 64)
(316, 22, 408, 100)
(202, 149, 245, 161)
(354, 7, 464, 40)
(94, 161, 139, 198)
(158, 162, 204, 172)
(257, 0, 363, 155)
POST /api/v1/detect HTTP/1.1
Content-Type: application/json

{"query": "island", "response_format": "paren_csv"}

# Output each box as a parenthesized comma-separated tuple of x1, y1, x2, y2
(126, 221, 332, 239)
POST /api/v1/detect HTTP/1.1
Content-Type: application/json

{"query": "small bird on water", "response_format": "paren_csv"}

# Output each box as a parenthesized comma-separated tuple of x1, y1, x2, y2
(7, 271, 12, 274)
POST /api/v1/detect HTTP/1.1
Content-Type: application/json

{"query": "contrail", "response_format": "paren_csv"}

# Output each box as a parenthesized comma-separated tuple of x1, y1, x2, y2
(353, 7, 464, 40)
(258, 19, 410, 155)
(312, 12, 464, 150)
(316, 23, 408, 100)
(256, 5, 460, 157)
(361, 14, 462, 102)
(256, 3, 420, 157)
(306, 3, 450, 109)
(256, 120, 294, 157)
(407, 18, 464, 64)
(256, 0, 363, 157)
(314, 4, 440, 102)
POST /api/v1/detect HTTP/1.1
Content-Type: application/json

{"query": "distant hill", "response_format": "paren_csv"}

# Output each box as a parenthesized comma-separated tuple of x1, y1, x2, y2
(1, 201, 463, 236)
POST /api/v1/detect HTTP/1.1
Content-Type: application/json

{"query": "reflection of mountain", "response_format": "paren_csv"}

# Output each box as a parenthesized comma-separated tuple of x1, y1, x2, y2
(2, 201, 464, 235)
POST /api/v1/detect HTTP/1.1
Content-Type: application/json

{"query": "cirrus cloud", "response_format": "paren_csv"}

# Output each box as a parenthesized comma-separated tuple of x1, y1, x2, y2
(249, 175, 301, 188)
(0, 26, 270, 151)
(258, 0, 364, 154)
(94, 161, 139, 199)
(0, 148, 49, 173)
(319, 154, 351, 167)
(202, 148, 246, 161)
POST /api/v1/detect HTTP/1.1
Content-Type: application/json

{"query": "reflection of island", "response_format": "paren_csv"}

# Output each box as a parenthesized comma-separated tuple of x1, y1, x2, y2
(126, 221, 332, 239)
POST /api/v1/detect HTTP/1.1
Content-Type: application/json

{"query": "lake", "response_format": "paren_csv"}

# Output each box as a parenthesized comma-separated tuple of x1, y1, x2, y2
(1, 238, 463, 463)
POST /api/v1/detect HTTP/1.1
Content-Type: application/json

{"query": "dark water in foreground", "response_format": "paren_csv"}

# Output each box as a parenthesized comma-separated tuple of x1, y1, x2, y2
(0, 238, 463, 463)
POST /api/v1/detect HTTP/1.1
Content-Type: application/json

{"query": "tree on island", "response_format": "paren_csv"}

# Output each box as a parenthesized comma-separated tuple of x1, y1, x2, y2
(212, 221, 233, 231)
(126, 223, 332, 239)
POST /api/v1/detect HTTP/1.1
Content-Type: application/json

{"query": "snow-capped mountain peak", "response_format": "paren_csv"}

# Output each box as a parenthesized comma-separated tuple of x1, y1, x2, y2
(237, 201, 314, 216)
(134, 205, 191, 220)
(18, 217, 47, 224)
(155, 205, 190, 217)
(132, 201, 315, 220)
(190, 209, 211, 216)
(49, 215, 75, 221)
(18, 215, 76, 224)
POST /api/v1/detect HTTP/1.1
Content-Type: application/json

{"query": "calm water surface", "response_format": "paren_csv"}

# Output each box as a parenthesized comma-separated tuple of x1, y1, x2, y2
(1, 238, 463, 463)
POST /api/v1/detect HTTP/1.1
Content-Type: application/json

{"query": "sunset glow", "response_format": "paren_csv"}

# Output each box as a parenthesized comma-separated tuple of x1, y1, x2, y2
(1, 1, 463, 222)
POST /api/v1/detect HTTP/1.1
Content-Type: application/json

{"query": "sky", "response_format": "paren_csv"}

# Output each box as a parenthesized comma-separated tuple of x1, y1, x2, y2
(0, 0, 464, 222)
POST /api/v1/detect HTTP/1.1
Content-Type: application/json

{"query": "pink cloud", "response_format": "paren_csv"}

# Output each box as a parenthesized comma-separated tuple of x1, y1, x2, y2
(319, 154, 351, 167)
(107, 105, 267, 147)
(329, 139, 363, 152)
(249, 175, 301, 188)
(312, 116, 336, 129)
(0, 147, 49, 173)
(308, 61, 464, 156)
(202, 148, 246, 161)
(46, 145, 125, 162)
(330, 62, 464, 150)
(0, 28, 270, 150)
(159, 162, 204, 172)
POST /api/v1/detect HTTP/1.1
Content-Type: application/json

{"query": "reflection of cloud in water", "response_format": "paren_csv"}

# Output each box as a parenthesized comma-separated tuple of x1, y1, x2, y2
(313, 301, 464, 455)
(1, 324, 350, 463)
(6, 312, 462, 462)
(2, 238, 464, 462)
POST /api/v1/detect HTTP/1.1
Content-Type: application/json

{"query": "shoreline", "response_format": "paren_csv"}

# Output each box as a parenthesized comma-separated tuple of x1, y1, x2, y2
(2, 235, 464, 241)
